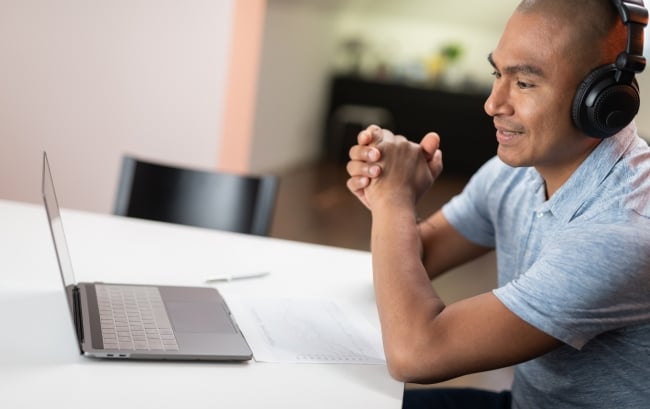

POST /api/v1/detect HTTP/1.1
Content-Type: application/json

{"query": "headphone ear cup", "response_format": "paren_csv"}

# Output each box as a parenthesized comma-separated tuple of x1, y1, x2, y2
(572, 64, 640, 138)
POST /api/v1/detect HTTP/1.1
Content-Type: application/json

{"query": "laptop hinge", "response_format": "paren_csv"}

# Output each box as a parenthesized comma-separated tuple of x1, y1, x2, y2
(72, 286, 85, 346)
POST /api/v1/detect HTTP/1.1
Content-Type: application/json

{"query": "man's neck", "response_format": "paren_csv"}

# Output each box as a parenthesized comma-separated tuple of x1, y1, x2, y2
(537, 140, 602, 199)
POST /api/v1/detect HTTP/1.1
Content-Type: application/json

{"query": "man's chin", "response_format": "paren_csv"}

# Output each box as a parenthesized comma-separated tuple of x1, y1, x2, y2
(496, 148, 530, 168)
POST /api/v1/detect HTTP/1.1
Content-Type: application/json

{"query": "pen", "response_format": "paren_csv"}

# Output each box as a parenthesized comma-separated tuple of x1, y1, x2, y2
(204, 271, 270, 283)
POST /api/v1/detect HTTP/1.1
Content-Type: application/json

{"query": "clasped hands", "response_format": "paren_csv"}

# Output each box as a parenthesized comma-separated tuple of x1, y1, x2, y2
(346, 125, 444, 210)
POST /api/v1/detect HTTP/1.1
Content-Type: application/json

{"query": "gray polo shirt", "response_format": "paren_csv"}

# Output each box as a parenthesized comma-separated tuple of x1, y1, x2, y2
(442, 123, 650, 408)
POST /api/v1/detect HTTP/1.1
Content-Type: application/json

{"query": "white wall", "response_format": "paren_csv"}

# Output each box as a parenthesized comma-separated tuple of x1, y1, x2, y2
(0, 0, 234, 213)
(636, 75, 650, 141)
(249, 2, 339, 172)
(330, 14, 504, 88)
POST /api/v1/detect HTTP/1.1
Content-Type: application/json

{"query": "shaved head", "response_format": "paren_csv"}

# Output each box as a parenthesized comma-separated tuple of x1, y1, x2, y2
(515, 0, 626, 77)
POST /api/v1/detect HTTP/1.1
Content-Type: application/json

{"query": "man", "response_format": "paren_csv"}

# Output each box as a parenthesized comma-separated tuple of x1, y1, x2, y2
(346, 1, 650, 408)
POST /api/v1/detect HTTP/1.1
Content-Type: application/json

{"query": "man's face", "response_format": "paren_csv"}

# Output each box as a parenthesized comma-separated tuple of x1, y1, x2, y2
(484, 11, 600, 176)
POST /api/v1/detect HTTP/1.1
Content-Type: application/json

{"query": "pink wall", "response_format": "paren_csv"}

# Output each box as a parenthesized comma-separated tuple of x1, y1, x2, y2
(218, 0, 267, 173)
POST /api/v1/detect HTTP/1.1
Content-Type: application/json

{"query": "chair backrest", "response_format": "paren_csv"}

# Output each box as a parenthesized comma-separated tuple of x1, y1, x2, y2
(113, 156, 279, 236)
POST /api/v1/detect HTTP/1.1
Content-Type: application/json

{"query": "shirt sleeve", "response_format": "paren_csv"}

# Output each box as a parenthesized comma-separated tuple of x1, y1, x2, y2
(442, 156, 504, 248)
(494, 215, 650, 349)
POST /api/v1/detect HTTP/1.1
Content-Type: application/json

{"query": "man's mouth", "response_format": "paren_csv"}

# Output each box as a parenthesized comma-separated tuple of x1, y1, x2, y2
(495, 123, 525, 144)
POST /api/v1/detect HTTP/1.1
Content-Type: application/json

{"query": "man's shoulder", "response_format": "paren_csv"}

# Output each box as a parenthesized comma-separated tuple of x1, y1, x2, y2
(595, 139, 650, 217)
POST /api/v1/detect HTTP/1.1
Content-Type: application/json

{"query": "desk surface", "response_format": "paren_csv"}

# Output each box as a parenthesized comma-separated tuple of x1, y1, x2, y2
(0, 199, 403, 408)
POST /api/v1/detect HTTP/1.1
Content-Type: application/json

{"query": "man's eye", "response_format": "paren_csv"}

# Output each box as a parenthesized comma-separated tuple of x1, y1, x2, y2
(517, 81, 534, 89)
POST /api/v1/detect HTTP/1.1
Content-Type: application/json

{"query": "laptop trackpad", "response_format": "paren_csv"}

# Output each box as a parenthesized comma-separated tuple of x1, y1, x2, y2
(166, 301, 236, 333)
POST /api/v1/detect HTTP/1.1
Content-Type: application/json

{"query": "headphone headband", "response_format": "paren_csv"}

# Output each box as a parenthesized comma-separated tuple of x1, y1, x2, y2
(612, 0, 648, 82)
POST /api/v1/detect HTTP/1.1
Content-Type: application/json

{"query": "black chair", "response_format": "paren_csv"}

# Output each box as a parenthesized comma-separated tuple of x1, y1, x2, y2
(113, 155, 279, 236)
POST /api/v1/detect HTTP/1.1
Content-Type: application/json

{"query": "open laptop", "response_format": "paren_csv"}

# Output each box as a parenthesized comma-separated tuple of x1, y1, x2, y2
(42, 152, 253, 361)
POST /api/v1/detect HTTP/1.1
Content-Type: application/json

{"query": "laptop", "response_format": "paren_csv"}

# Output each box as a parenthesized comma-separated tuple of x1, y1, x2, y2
(41, 152, 253, 361)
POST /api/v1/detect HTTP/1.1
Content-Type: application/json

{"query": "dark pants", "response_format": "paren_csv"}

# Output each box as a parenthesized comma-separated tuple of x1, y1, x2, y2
(403, 387, 512, 409)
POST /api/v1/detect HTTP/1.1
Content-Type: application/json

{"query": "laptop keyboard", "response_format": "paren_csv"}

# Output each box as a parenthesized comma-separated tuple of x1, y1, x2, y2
(96, 284, 179, 351)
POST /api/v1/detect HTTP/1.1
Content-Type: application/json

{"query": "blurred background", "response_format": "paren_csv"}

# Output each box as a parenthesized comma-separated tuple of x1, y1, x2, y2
(1, 0, 649, 251)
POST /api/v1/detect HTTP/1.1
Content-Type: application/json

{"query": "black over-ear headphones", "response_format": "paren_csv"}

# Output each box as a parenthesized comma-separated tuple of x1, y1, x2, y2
(572, 0, 648, 138)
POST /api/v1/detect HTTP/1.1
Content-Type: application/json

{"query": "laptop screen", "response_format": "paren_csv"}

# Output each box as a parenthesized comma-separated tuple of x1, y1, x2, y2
(42, 152, 77, 290)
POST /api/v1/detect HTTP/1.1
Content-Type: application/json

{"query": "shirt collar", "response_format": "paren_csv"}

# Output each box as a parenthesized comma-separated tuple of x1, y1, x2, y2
(529, 122, 638, 222)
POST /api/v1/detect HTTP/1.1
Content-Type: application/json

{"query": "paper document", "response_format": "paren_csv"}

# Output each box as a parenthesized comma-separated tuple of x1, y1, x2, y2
(226, 296, 386, 364)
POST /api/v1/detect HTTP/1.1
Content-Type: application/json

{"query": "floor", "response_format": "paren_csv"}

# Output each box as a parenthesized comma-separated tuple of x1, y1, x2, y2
(269, 160, 514, 392)
(269, 160, 471, 251)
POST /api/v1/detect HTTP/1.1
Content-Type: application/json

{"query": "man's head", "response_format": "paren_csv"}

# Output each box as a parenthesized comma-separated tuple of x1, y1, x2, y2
(516, 0, 625, 76)
(484, 0, 629, 187)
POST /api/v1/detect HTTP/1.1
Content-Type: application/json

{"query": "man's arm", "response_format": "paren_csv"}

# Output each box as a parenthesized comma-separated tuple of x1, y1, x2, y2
(349, 126, 562, 383)
(372, 202, 562, 383)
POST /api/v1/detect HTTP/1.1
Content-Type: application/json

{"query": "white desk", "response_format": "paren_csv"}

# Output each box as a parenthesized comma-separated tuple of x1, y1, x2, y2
(0, 199, 403, 408)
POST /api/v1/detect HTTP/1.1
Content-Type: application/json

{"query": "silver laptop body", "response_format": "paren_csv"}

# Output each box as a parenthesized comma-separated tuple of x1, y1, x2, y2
(42, 152, 252, 361)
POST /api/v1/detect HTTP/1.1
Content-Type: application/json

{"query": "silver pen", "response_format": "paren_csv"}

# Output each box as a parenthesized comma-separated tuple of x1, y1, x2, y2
(204, 271, 270, 283)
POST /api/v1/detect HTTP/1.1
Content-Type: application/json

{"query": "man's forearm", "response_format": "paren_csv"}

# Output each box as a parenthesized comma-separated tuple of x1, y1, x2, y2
(370, 203, 446, 378)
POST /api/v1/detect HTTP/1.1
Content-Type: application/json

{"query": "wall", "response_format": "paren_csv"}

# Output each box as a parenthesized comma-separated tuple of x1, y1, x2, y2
(248, 2, 339, 173)
(0, 0, 234, 213)
(218, 0, 267, 173)
(636, 76, 650, 140)
(329, 1, 514, 88)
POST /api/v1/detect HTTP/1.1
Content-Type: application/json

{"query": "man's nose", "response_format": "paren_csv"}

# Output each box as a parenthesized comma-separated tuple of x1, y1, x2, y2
(484, 80, 512, 117)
